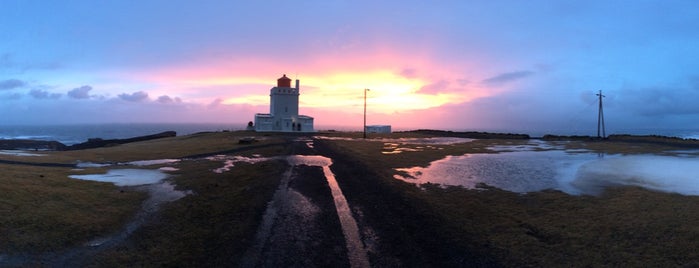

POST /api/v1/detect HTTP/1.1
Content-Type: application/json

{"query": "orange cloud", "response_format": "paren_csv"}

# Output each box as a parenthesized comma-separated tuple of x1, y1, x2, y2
(120, 48, 504, 123)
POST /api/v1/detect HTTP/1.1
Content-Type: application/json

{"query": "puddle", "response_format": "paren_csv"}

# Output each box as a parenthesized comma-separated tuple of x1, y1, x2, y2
(159, 167, 179, 172)
(395, 150, 598, 194)
(76, 159, 181, 168)
(0, 150, 45, 156)
(126, 159, 180, 166)
(206, 155, 269, 173)
(76, 161, 112, 168)
(573, 155, 699, 195)
(395, 148, 699, 196)
(294, 137, 315, 149)
(487, 139, 565, 152)
(69, 169, 169, 186)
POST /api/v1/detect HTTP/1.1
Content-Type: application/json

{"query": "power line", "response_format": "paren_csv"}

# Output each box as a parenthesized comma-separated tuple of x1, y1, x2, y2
(596, 90, 606, 138)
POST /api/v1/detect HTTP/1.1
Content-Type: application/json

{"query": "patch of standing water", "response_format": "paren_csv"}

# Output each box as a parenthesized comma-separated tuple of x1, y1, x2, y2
(206, 155, 269, 173)
(127, 159, 180, 166)
(395, 147, 699, 196)
(487, 139, 566, 152)
(573, 155, 699, 195)
(69, 169, 169, 186)
(0, 150, 45, 156)
(75, 158, 181, 168)
(395, 150, 598, 194)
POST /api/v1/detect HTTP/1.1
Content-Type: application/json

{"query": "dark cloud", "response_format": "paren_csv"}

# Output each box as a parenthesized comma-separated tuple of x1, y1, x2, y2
(29, 89, 61, 99)
(118, 91, 149, 102)
(157, 95, 182, 103)
(418, 80, 450, 94)
(618, 85, 699, 117)
(0, 79, 26, 90)
(482, 71, 534, 85)
(68, 85, 93, 99)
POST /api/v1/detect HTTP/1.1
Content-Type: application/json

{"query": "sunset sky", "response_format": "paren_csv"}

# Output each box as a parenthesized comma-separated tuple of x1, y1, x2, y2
(2, 1, 698, 135)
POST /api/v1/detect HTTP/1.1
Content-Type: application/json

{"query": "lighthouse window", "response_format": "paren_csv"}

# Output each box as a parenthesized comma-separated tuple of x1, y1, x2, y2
(285, 107, 288, 112)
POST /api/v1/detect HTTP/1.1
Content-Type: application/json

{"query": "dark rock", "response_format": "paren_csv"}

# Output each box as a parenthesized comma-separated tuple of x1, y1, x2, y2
(67, 131, 177, 150)
(0, 139, 67, 150)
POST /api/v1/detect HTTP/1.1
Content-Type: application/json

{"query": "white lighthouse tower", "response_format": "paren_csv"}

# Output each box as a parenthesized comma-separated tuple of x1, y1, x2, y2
(253, 74, 314, 132)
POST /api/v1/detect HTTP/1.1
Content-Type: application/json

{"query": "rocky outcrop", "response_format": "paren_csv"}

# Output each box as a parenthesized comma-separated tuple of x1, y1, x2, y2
(67, 131, 176, 150)
(0, 139, 68, 150)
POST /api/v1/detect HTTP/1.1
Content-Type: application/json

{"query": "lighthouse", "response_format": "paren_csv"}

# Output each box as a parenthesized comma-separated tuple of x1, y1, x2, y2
(253, 74, 315, 132)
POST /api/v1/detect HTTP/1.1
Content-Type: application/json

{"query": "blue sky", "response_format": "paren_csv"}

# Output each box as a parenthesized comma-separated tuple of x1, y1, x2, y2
(1, 0, 698, 135)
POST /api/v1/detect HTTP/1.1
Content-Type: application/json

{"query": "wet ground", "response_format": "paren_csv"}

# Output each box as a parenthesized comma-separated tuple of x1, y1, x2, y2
(0, 137, 379, 267)
(238, 139, 371, 267)
(6, 135, 699, 266)
(393, 139, 699, 196)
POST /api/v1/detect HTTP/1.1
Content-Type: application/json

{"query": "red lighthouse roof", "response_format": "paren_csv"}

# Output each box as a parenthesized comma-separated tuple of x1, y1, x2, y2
(277, 74, 292, 87)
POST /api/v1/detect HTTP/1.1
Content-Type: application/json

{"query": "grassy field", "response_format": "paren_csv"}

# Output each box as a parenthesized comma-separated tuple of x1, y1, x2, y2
(2, 130, 699, 266)
(0, 131, 289, 260)
(0, 164, 145, 253)
(319, 134, 699, 266)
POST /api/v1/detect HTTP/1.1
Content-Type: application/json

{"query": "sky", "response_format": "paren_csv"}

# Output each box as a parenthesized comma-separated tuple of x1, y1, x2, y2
(1, 0, 699, 135)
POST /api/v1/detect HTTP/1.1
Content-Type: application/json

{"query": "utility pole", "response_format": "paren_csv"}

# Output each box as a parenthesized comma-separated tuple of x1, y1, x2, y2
(596, 90, 606, 138)
(363, 88, 369, 139)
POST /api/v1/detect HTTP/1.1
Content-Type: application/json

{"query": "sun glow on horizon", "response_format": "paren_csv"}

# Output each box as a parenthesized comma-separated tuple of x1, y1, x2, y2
(223, 70, 469, 114)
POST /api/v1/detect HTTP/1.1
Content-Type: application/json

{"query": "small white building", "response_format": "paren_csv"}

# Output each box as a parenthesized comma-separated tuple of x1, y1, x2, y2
(366, 125, 391, 133)
(254, 74, 314, 132)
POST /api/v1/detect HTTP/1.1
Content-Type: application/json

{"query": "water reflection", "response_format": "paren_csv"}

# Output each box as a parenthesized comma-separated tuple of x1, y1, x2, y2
(395, 151, 598, 194)
(69, 169, 169, 186)
(395, 148, 699, 196)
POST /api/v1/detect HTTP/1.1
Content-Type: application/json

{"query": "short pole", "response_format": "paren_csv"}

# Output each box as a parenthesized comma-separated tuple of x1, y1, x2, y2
(363, 88, 367, 139)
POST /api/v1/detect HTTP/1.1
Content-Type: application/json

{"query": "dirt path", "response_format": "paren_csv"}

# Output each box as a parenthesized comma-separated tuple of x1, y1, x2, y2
(240, 138, 370, 267)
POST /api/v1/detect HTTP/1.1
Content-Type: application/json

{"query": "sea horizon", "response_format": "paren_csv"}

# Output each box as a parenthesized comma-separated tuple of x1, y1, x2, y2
(1, 122, 698, 145)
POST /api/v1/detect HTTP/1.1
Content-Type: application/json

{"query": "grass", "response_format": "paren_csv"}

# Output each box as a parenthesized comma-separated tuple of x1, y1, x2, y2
(0, 164, 145, 253)
(88, 159, 289, 266)
(0, 131, 287, 258)
(0, 131, 284, 164)
(4, 130, 699, 266)
(318, 135, 699, 266)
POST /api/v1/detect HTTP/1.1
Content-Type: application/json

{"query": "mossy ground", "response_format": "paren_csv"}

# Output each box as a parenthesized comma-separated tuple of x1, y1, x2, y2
(2, 131, 699, 266)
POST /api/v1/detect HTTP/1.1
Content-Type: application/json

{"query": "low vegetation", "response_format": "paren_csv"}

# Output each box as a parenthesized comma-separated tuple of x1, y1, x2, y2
(0, 165, 145, 253)
(89, 159, 288, 266)
(3, 130, 699, 266)
(320, 135, 699, 266)
(0, 131, 288, 261)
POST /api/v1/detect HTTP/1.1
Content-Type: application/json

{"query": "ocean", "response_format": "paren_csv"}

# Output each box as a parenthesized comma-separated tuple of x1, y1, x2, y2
(0, 123, 246, 145)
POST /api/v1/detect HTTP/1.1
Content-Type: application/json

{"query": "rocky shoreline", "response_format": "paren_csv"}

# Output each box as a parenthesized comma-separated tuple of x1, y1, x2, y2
(0, 131, 176, 151)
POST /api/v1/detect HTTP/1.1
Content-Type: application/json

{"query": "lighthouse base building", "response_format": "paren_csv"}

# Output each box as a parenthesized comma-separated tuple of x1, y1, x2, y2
(254, 74, 314, 132)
